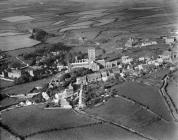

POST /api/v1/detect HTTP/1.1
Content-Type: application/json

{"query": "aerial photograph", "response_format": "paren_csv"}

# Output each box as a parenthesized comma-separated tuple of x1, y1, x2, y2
(0, 0, 178, 140)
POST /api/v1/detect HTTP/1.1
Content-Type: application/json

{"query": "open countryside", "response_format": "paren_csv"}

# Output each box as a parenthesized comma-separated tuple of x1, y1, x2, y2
(1, 0, 178, 140)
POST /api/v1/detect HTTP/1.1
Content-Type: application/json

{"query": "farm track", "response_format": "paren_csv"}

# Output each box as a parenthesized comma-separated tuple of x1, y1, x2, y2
(73, 109, 155, 140)
(159, 75, 178, 122)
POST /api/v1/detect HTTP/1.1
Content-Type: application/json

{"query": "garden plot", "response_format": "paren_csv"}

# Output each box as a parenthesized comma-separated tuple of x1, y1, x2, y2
(1, 105, 97, 137)
(94, 18, 115, 26)
(2, 16, 34, 22)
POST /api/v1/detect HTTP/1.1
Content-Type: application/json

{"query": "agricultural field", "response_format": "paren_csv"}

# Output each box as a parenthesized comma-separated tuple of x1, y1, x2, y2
(0, 79, 14, 89)
(111, 82, 171, 121)
(86, 97, 177, 140)
(0, 97, 23, 108)
(1, 76, 52, 96)
(0, 127, 17, 140)
(1, 104, 98, 137)
(26, 123, 144, 140)
(0, 0, 177, 52)
(0, 34, 40, 51)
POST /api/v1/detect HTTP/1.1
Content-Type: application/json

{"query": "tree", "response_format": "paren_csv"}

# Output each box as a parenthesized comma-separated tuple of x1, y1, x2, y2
(9, 61, 21, 69)
(15, 71, 33, 84)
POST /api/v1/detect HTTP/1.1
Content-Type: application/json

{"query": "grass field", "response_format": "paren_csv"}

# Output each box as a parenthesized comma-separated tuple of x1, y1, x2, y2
(0, 79, 14, 89)
(86, 98, 158, 131)
(1, 105, 97, 137)
(0, 127, 17, 140)
(1, 76, 52, 95)
(111, 82, 171, 121)
(86, 97, 177, 140)
(0, 97, 23, 108)
(26, 123, 144, 140)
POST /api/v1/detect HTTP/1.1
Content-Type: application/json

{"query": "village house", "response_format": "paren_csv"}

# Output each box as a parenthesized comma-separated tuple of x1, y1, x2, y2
(8, 69, 22, 79)
(57, 64, 67, 72)
(162, 36, 175, 45)
(87, 72, 102, 83)
(121, 56, 133, 64)
(140, 41, 157, 47)
(89, 61, 100, 71)
(96, 59, 105, 68)
(171, 43, 178, 65)
(76, 76, 87, 85)
(125, 37, 134, 48)
(100, 70, 109, 82)
(158, 51, 171, 63)
(70, 59, 90, 69)
(105, 61, 117, 69)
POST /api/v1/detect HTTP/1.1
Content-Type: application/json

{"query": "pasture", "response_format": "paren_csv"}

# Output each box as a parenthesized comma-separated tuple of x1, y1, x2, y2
(1, 105, 97, 137)
(26, 123, 144, 140)
(86, 97, 176, 140)
(111, 82, 171, 121)
(1, 76, 52, 96)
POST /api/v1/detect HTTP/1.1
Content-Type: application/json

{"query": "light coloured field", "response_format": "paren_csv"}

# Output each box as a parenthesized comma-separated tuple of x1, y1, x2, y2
(94, 18, 115, 26)
(60, 25, 90, 32)
(79, 13, 108, 19)
(1, 105, 97, 136)
(60, 21, 93, 32)
(77, 9, 108, 15)
(139, 13, 177, 19)
(0, 32, 23, 37)
(129, 7, 160, 10)
(69, 21, 93, 27)
(53, 20, 64, 25)
(2, 16, 34, 22)
(0, 34, 40, 51)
